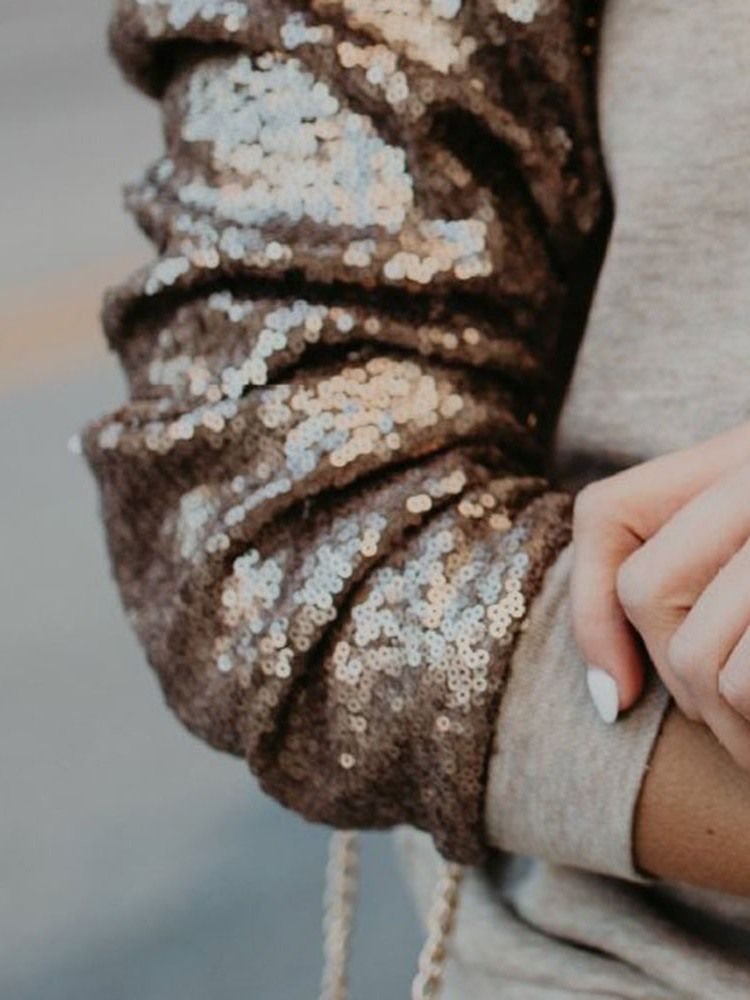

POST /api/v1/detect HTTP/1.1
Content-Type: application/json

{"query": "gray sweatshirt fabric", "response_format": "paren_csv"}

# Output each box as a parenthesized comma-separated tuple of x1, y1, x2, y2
(396, 1, 750, 995)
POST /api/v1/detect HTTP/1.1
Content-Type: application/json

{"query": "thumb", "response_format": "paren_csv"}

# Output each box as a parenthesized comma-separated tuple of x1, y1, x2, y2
(570, 507, 646, 722)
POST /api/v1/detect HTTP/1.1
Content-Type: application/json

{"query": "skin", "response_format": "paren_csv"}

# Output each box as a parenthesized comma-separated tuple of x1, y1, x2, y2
(570, 419, 750, 893)
(571, 418, 750, 772)
(636, 705, 750, 896)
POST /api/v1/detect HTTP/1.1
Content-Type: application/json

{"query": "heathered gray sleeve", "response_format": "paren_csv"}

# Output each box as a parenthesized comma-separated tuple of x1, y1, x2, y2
(485, 540, 672, 881)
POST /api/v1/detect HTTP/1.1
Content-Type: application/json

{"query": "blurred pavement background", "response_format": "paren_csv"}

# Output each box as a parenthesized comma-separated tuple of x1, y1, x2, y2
(0, 3, 421, 997)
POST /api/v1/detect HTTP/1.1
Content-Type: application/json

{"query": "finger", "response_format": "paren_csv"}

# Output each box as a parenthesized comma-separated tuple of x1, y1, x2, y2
(617, 459, 750, 617)
(621, 593, 699, 721)
(571, 438, 750, 721)
(668, 533, 750, 693)
(702, 686, 750, 773)
(615, 553, 700, 720)
(571, 493, 646, 716)
(609, 417, 750, 541)
(666, 536, 750, 743)
(569, 441, 747, 717)
(720, 624, 750, 724)
(616, 461, 750, 714)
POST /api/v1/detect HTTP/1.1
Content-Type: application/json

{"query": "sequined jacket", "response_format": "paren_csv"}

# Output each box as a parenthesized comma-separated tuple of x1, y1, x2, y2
(84, 0, 607, 865)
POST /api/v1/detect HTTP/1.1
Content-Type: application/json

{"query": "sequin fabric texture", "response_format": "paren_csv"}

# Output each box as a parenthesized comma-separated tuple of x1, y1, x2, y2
(84, 0, 604, 863)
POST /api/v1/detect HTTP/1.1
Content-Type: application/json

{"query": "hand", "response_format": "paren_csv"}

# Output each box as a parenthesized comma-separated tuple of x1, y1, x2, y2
(570, 418, 750, 769)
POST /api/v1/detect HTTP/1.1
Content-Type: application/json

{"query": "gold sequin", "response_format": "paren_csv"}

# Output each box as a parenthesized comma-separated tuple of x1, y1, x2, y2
(87, 0, 602, 876)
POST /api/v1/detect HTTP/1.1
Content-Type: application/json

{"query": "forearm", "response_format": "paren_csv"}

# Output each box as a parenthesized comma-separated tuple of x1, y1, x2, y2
(635, 704, 750, 896)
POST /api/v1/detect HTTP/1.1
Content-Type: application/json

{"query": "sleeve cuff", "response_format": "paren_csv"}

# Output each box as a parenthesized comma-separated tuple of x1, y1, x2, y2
(484, 539, 671, 882)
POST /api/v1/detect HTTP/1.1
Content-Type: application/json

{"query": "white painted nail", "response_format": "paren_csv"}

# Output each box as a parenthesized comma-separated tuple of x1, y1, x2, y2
(586, 667, 619, 724)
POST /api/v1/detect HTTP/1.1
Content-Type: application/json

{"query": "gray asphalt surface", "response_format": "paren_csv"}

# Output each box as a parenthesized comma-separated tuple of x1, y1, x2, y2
(0, 4, 422, 998)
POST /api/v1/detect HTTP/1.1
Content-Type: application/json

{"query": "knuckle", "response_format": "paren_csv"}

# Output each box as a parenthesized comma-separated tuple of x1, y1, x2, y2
(719, 673, 750, 719)
(615, 556, 648, 613)
(572, 481, 610, 530)
(666, 629, 702, 684)
(651, 658, 698, 719)
(680, 701, 703, 724)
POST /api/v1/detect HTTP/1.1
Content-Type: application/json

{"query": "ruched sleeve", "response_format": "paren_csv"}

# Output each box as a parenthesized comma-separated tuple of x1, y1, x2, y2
(83, 0, 606, 863)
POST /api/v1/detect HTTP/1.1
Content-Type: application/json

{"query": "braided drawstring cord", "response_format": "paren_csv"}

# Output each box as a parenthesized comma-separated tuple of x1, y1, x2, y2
(320, 831, 464, 1000)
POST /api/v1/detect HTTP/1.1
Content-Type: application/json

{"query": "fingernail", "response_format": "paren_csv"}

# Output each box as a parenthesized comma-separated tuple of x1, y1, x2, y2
(586, 667, 620, 724)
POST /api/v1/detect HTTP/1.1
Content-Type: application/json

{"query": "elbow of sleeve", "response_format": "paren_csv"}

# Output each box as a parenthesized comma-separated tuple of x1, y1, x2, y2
(86, 416, 574, 864)
(249, 484, 575, 864)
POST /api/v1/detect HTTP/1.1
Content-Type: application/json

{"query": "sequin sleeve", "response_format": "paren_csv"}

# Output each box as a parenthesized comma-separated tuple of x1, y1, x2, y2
(83, 0, 606, 863)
